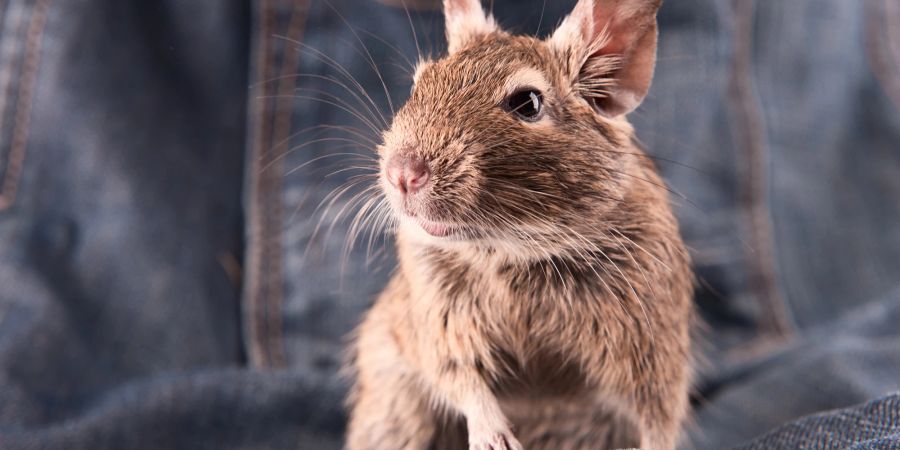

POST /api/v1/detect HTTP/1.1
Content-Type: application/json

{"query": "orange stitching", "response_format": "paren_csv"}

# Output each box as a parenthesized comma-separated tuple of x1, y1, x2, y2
(245, 0, 278, 369)
(264, 0, 311, 369)
(728, 0, 794, 338)
(0, 0, 19, 166)
(866, 0, 900, 112)
(245, 0, 311, 369)
(0, 0, 32, 209)
(889, 0, 900, 67)
(0, 0, 52, 211)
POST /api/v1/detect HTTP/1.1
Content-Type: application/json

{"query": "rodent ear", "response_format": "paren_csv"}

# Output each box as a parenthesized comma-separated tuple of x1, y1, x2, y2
(443, 0, 498, 54)
(550, 0, 662, 117)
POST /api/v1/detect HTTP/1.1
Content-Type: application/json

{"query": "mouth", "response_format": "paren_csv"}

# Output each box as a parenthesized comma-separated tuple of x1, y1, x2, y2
(416, 218, 464, 238)
(391, 199, 477, 239)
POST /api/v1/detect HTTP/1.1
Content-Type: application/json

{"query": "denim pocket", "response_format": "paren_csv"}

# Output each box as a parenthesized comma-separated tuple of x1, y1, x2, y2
(0, 0, 52, 212)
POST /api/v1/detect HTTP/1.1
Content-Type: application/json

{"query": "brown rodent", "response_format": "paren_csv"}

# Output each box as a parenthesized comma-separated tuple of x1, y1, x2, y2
(345, 0, 693, 449)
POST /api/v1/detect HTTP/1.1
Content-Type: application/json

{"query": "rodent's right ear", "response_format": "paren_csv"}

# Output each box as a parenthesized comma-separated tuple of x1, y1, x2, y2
(549, 0, 662, 117)
(443, 0, 497, 54)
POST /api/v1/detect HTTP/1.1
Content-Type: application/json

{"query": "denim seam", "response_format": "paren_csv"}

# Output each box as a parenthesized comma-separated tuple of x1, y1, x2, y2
(0, 0, 28, 211)
(244, 0, 309, 369)
(265, 0, 310, 370)
(245, 0, 279, 369)
(0, 0, 14, 160)
(728, 0, 794, 339)
(0, 0, 51, 212)
(865, 0, 900, 112)
(890, 1, 900, 76)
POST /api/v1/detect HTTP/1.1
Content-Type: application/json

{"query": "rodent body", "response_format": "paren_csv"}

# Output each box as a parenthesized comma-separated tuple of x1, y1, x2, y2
(346, 1, 692, 449)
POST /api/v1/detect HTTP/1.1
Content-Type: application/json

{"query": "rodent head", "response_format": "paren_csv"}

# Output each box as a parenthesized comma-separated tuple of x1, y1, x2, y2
(379, 0, 663, 257)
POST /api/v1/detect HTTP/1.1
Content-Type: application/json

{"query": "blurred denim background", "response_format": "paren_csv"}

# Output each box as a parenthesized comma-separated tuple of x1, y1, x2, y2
(0, 0, 898, 449)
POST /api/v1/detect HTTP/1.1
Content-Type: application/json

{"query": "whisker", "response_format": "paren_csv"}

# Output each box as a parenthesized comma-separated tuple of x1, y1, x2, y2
(604, 168, 704, 213)
(323, 1, 397, 116)
(326, 166, 380, 178)
(292, 82, 386, 133)
(256, 123, 374, 169)
(356, 28, 416, 76)
(398, 0, 423, 62)
(274, 36, 391, 128)
(281, 150, 375, 177)
(258, 93, 382, 136)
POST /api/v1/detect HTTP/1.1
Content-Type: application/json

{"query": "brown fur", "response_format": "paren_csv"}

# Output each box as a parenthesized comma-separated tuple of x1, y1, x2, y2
(345, 1, 692, 449)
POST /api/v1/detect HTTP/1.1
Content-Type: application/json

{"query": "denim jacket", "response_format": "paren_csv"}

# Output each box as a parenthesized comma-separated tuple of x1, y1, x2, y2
(0, 0, 898, 449)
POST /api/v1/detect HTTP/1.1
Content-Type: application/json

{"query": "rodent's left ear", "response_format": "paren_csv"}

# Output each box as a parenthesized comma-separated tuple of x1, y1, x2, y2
(549, 0, 662, 117)
(443, 0, 498, 54)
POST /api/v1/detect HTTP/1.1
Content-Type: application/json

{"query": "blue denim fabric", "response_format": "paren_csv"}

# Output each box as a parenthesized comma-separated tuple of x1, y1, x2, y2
(736, 393, 900, 450)
(692, 290, 900, 448)
(0, 0, 899, 449)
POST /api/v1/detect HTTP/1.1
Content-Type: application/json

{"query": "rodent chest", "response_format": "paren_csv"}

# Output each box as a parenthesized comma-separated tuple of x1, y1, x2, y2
(489, 346, 593, 399)
(419, 250, 607, 332)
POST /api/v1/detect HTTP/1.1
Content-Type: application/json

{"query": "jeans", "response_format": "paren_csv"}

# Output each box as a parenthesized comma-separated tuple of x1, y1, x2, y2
(0, 0, 898, 448)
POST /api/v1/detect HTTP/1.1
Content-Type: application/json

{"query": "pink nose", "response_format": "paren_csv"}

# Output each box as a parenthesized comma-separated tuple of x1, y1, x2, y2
(386, 155, 430, 195)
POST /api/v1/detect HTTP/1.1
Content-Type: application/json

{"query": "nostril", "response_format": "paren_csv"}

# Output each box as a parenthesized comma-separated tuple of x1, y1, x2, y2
(386, 155, 430, 195)
(386, 161, 405, 192)
(405, 159, 430, 192)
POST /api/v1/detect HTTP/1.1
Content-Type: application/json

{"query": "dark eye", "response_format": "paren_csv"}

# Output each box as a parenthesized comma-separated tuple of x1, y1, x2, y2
(503, 89, 543, 121)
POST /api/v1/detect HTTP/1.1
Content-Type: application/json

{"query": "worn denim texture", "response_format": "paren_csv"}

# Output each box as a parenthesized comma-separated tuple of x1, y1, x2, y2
(0, 0, 898, 449)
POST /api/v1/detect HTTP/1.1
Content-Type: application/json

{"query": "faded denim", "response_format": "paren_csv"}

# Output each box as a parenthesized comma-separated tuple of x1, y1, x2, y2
(0, 0, 898, 449)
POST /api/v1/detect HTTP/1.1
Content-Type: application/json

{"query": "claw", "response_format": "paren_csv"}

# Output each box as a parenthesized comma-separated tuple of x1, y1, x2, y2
(469, 430, 523, 450)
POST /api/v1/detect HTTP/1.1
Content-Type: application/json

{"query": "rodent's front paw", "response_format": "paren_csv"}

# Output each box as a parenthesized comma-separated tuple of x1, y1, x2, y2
(468, 428, 523, 450)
